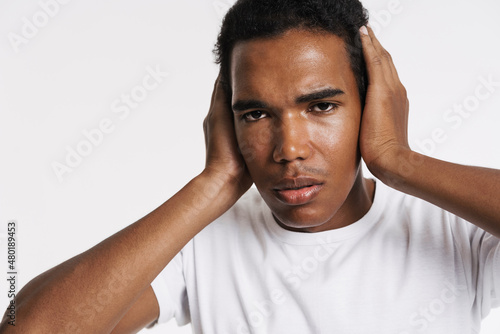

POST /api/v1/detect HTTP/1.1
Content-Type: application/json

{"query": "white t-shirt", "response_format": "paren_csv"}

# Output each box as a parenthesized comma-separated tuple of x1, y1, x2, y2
(151, 181, 500, 333)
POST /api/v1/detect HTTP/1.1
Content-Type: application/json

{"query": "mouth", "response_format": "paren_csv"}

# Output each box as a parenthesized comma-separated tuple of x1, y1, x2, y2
(273, 177, 324, 205)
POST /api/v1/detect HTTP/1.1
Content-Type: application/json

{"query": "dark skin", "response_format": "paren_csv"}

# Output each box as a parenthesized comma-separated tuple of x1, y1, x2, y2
(225, 26, 500, 237)
(230, 29, 374, 232)
(2, 26, 499, 333)
(359, 26, 500, 236)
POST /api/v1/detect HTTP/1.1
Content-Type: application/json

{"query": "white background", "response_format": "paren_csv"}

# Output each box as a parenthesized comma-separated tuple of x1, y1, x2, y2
(1, 0, 499, 333)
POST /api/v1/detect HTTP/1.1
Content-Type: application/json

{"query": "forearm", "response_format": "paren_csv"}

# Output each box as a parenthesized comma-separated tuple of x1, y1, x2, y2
(1, 170, 243, 333)
(373, 149, 500, 237)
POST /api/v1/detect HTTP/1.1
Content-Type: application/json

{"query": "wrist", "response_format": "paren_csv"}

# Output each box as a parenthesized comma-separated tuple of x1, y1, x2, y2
(198, 166, 250, 208)
(366, 147, 423, 191)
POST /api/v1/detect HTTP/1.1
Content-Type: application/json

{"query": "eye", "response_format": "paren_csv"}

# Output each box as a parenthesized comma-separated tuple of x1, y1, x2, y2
(242, 110, 268, 122)
(310, 102, 338, 113)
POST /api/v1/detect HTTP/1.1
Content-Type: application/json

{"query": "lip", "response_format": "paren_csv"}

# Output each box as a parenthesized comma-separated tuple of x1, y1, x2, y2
(273, 177, 324, 205)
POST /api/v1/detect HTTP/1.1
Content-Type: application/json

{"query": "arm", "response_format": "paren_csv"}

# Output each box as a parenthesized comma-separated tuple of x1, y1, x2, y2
(110, 286, 159, 334)
(358, 26, 500, 237)
(0, 76, 251, 333)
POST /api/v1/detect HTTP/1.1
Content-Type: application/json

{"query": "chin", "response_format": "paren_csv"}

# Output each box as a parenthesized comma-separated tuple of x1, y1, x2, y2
(271, 204, 338, 233)
(257, 185, 341, 231)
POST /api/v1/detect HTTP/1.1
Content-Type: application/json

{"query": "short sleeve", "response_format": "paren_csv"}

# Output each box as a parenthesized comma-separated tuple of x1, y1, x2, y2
(471, 227, 500, 316)
(150, 250, 190, 326)
(451, 213, 500, 318)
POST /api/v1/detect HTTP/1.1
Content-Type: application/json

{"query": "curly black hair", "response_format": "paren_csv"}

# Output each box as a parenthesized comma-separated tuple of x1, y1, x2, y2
(214, 0, 369, 104)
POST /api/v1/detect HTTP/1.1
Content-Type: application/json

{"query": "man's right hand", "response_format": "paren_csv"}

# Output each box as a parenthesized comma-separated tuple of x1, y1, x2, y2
(1, 75, 254, 334)
(203, 75, 253, 198)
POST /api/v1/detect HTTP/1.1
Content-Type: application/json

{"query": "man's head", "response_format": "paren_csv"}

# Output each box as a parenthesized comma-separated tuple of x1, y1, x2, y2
(214, 0, 374, 232)
(214, 0, 369, 103)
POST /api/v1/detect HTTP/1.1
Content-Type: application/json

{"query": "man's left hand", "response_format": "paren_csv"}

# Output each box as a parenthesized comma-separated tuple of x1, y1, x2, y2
(358, 25, 410, 178)
(358, 25, 500, 236)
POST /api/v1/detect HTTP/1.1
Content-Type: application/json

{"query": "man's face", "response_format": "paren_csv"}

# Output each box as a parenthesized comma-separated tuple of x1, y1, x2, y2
(230, 29, 367, 232)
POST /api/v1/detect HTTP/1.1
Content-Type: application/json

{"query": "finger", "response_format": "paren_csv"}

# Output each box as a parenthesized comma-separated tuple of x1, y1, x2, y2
(364, 25, 395, 84)
(213, 81, 230, 116)
(366, 25, 401, 84)
(209, 73, 222, 111)
(359, 25, 386, 85)
(205, 74, 224, 147)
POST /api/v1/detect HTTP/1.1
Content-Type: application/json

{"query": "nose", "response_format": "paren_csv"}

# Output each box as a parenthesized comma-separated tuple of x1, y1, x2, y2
(272, 114, 311, 163)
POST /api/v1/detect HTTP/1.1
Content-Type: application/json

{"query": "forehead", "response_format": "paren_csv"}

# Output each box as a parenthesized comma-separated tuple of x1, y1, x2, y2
(230, 29, 356, 103)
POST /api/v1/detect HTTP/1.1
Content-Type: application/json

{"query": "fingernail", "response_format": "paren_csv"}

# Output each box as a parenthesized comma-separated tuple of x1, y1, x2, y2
(360, 26, 368, 36)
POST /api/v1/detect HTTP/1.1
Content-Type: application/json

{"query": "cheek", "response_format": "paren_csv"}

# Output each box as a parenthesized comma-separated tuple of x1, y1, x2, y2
(235, 122, 273, 168)
(316, 115, 361, 164)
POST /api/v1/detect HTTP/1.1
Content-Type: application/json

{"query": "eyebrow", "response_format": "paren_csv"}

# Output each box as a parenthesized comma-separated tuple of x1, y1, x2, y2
(232, 87, 345, 113)
(232, 100, 269, 113)
(295, 88, 345, 104)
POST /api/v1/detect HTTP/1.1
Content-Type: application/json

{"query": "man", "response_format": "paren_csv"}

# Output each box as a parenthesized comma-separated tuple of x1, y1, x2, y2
(2, 0, 500, 333)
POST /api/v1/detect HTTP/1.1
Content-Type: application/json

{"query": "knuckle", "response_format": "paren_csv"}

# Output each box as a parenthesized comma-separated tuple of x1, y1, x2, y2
(380, 86, 396, 98)
(381, 50, 392, 60)
(371, 56, 383, 66)
(400, 85, 407, 97)
(394, 82, 407, 96)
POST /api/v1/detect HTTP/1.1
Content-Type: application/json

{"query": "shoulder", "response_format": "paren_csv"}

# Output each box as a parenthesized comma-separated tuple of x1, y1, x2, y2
(192, 187, 267, 239)
(192, 186, 264, 226)
(376, 180, 452, 221)
(180, 187, 271, 268)
(374, 180, 479, 244)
